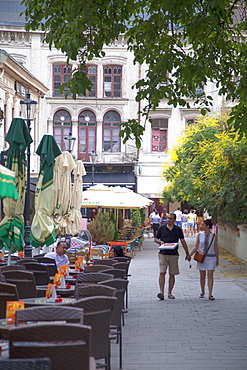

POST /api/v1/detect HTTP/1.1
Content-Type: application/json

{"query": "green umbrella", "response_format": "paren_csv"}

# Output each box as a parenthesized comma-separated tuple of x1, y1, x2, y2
(0, 164, 18, 200)
(30, 134, 62, 248)
(0, 118, 32, 252)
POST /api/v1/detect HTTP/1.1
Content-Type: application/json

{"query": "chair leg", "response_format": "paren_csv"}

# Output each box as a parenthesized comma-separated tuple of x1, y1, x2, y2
(119, 328, 122, 370)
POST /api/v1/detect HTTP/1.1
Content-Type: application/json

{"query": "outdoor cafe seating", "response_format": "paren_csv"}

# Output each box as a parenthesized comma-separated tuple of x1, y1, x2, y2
(0, 245, 133, 370)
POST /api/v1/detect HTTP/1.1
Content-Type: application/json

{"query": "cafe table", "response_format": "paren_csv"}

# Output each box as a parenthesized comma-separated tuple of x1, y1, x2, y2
(36, 285, 75, 297)
(49, 275, 76, 284)
(22, 297, 76, 307)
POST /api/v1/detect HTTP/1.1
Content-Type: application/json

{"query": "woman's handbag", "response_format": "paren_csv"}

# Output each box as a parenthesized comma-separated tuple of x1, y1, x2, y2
(194, 234, 215, 263)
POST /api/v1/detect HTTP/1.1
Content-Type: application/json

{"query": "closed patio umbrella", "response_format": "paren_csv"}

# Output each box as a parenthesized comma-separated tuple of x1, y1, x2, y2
(0, 118, 32, 253)
(53, 151, 76, 236)
(0, 164, 18, 200)
(30, 134, 61, 248)
(70, 160, 86, 236)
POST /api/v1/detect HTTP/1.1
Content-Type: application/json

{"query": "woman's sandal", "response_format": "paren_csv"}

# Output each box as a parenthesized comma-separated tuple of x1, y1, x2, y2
(168, 294, 175, 299)
(209, 295, 215, 300)
(199, 293, 205, 298)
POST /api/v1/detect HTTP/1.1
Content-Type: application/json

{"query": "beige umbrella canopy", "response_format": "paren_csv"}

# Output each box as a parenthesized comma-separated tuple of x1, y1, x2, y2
(53, 151, 76, 236)
(70, 160, 86, 236)
(82, 184, 153, 209)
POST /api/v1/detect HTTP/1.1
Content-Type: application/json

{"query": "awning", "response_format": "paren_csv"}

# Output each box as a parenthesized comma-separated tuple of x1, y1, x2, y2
(83, 172, 136, 190)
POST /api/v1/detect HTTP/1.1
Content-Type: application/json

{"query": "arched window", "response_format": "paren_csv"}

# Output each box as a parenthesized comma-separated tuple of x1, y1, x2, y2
(103, 111, 121, 152)
(78, 110, 96, 160)
(53, 110, 72, 151)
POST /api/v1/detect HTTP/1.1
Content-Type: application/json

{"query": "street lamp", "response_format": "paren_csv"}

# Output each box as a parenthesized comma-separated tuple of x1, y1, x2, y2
(20, 92, 37, 257)
(64, 132, 76, 153)
(89, 150, 98, 186)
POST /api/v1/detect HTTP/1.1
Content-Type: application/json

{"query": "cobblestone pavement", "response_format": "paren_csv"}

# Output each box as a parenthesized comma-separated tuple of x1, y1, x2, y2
(110, 235, 247, 370)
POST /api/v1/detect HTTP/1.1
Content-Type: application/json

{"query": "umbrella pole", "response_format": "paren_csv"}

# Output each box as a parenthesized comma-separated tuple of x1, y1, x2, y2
(7, 250, 11, 266)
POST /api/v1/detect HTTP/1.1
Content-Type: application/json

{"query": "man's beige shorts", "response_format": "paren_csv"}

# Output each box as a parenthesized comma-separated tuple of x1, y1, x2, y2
(158, 254, 179, 275)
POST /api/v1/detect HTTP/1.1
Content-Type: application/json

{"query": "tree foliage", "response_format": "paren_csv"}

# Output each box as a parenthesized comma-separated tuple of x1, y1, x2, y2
(22, 0, 247, 142)
(162, 115, 247, 222)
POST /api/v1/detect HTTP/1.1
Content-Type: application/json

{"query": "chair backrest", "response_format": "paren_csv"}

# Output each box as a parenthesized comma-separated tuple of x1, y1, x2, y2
(99, 279, 129, 328)
(0, 282, 19, 318)
(23, 263, 50, 285)
(4, 255, 21, 261)
(9, 323, 91, 370)
(112, 262, 130, 275)
(0, 281, 19, 296)
(75, 284, 116, 300)
(112, 256, 132, 263)
(16, 306, 84, 325)
(33, 253, 47, 258)
(67, 253, 76, 264)
(92, 259, 117, 266)
(72, 296, 117, 362)
(0, 265, 26, 272)
(99, 268, 126, 279)
(83, 265, 113, 273)
(2, 271, 37, 299)
(32, 258, 58, 276)
(76, 272, 114, 284)
(21, 263, 47, 272)
(0, 358, 51, 370)
(90, 248, 103, 258)
(16, 258, 38, 265)
(75, 272, 114, 298)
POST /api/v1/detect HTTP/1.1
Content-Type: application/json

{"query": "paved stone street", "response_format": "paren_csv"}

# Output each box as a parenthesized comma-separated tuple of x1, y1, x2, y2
(110, 235, 247, 370)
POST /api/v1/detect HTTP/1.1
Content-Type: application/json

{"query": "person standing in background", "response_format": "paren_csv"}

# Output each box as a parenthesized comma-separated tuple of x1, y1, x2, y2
(174, 207, 182, 228)
(181, 209, 189, 237)
(193, 210, 198, 236)
(150, 211, 161, 237)
(187, 209, 197, 236)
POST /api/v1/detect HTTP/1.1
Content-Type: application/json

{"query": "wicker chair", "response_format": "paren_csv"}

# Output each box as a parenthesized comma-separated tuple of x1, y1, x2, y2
(112, 256, 132, 263)
(99, 268, 126, 279)
(9, 323, 92, 370)
(16, 306, 84, 325)
(75, 284, 116, 300)
(0, 358, 51, 370)
(22, 263, 50, 286)
(0, 265, 26, 272)
(0, 282, 19, 319)
(99, 279, 129, 370)
(0, 273, 6, 282)
(31, 257, 57, 276)
(92, 259, 117, 266)
(72, 296, 117, 370)
(2, 270, 37, 299)
(75, 272, 113, 298)
(112, 262, 130, 276)
(16, 258, 38, 265)
(84, 265, 113, 273)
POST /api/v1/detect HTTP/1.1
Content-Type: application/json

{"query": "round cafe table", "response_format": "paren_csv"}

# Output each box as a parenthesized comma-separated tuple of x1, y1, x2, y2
(36, 285, 75, 297)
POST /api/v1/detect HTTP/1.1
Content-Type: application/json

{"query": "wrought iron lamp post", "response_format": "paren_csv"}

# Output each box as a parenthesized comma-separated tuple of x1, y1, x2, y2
(89, 151, 98, 186)
(64, 132, 76, 153)
(20, 93, 37, 257)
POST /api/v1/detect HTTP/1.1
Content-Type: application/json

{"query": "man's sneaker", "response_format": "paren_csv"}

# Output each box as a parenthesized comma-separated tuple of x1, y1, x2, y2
(157, 293, 164, 300)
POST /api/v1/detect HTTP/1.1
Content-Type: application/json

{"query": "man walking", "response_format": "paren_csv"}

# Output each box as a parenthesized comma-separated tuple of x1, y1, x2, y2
(154, 213, 191, 300)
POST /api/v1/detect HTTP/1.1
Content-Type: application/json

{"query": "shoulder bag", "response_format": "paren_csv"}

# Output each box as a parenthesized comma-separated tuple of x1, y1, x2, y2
(194, 233, 215, 263)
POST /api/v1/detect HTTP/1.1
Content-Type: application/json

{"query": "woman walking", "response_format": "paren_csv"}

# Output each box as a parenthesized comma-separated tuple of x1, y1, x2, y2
(189, 219, 219, 300)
